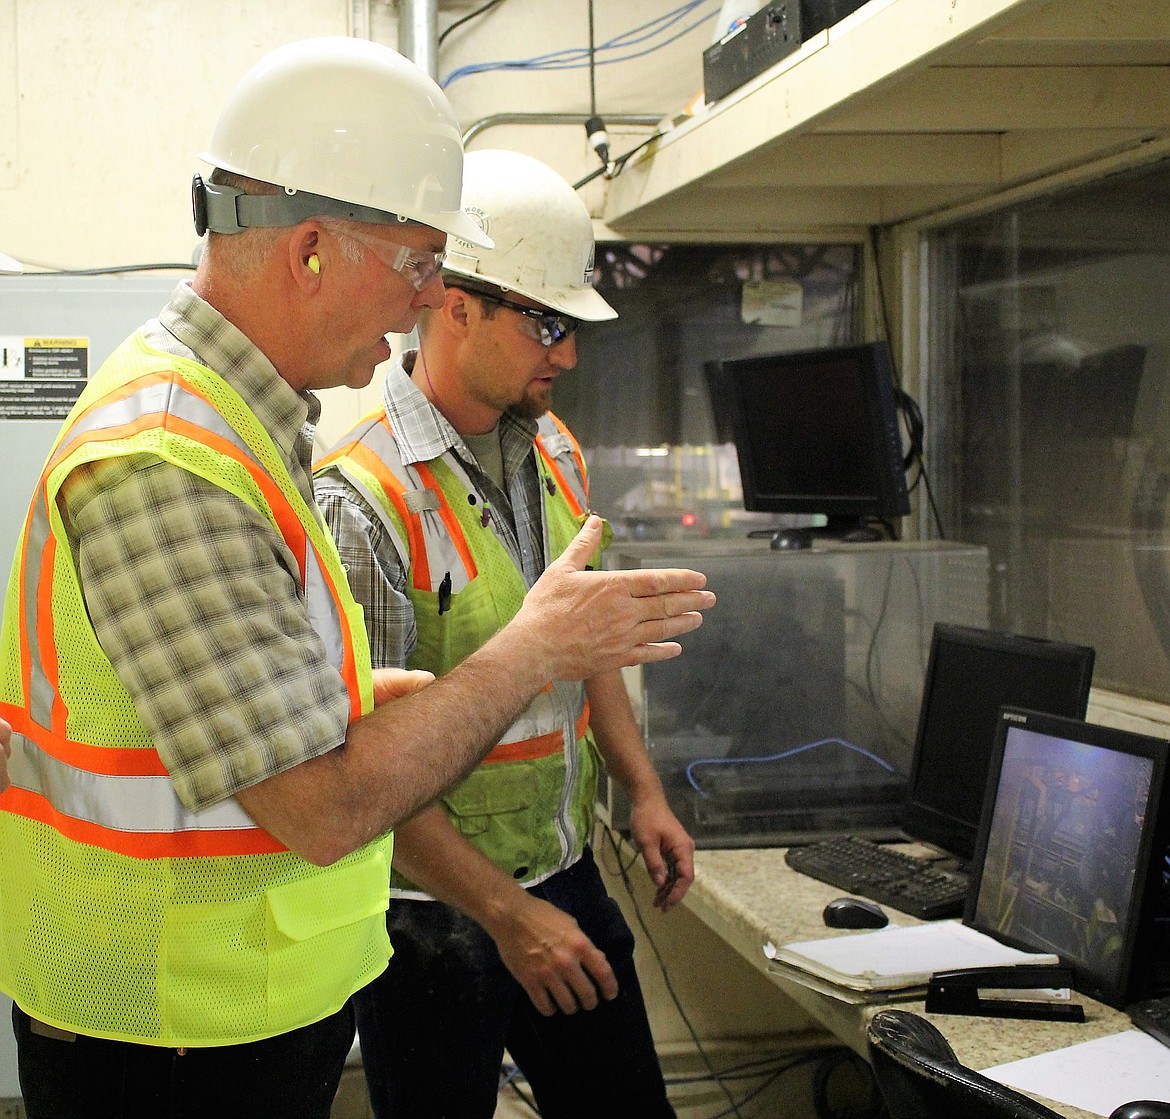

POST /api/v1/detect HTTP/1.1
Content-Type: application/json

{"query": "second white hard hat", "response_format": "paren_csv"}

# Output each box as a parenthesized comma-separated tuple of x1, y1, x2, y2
(443, 150, 616, 321)
(197, 36, 490, 247)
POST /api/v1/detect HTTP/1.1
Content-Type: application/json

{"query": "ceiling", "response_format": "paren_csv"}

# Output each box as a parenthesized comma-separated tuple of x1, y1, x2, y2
(599, 0, 1170, 238)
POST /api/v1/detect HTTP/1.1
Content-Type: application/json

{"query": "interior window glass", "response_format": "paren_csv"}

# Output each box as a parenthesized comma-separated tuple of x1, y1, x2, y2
(556, 242, 861, 542)
(927, 161, 1170, 702)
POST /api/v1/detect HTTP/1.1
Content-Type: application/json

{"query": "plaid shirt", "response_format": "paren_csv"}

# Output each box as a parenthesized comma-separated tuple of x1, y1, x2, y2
(315, 352, 546, 671)
(56, 282, 352, 812)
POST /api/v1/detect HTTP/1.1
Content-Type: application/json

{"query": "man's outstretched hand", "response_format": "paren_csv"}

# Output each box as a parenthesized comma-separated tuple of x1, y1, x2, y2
(515, 515, 715, 681)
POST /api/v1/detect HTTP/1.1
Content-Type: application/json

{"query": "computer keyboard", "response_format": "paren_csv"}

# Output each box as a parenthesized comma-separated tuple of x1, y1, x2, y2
(1128, 994, 1170, 1048)
(784, 834, 970, 921)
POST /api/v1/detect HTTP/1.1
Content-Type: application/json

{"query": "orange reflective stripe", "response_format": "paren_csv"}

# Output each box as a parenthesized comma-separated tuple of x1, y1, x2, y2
(338, 437, 434, 588)
(537, 442, 583, 517)
(413, 461, 477, 585)
(35, 523, 70, 737)
(0, 786, 285, 858)
(1, 707, 169, 777)
(54, 412, 309, 586)
(482, 702, 591, 765)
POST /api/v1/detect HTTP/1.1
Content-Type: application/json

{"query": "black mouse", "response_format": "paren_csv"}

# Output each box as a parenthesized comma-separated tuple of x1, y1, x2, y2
(1109, 1104, 1170, 1119)
(822, 896, 889, 929)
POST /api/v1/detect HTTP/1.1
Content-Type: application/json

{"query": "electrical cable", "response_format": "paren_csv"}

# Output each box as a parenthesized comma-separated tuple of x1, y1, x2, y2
(573, 131, 664, 190)
(14, 262, 195, 276)
(866, 225, 947, 540)
(441, 0, 720, 87)
(584, 0, 611, 170)
(599, 824, 747, 1119)
(684, 737, 897, 798)
(438, 0, 507, 47)
(600, 827, 875, 1118)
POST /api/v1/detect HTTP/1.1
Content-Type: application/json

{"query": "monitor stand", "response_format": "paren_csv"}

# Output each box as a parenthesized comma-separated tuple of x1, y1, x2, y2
(748, 516, 889, 549)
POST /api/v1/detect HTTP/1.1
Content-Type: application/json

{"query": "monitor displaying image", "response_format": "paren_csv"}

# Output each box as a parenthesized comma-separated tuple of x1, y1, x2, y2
(966, 708, 1170, 1007)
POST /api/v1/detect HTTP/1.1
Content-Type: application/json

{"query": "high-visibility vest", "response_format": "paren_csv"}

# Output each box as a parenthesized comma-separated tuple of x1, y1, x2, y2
(0, 330, 392, 1047)
(318, 407, 601, 893)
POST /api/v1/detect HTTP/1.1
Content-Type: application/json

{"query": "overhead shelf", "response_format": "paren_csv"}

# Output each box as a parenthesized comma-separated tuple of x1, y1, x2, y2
(600, 0, 1170, 237)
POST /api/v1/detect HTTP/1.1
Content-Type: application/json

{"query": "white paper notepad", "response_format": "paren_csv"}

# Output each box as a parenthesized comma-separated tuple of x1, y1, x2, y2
(770, 920, 1059, 992)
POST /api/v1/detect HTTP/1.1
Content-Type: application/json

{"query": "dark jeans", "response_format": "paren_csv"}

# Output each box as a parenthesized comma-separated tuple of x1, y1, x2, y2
(13, 1000, 354, 1119)
(353, 847, 675, 1119)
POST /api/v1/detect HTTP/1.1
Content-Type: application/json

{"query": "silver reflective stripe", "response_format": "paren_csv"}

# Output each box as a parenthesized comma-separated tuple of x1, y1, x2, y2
(304, 538, 345, 674)
(8, 731, 259, 833)
(536, 416, 589, 511)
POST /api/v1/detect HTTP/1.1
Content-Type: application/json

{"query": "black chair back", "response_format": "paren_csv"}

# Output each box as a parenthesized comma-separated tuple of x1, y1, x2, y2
(865, 1009, 1064, 1119)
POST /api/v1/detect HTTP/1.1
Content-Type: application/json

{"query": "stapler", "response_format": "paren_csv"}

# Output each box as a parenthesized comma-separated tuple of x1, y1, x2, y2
(925, 964, 1086, 1022)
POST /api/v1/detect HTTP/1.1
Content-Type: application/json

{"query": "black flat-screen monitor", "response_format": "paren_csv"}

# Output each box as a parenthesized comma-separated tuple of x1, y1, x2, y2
(965, 707, 1170, 1008)
(903, 624, 1095, 864)
(711, 341, 911, 543)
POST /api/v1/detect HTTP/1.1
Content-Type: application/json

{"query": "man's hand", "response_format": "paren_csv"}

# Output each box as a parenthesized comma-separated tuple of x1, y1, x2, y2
(487, 891, 619, 1017)
(370, 667, 434, 707)
(515, 516, 715, 681)
(629, 798, 696, 912)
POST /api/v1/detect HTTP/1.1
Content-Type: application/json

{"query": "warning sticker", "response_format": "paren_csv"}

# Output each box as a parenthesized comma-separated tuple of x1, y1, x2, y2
(0, 336, 89, 418)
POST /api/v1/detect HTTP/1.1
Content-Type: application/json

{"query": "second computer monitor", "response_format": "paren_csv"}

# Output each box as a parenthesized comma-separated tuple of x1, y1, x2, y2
(966, 707, 1170, 1008)
(902, 624, 1095, 864)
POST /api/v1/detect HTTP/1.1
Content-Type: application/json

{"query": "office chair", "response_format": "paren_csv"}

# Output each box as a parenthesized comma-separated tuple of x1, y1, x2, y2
(866, 1009, 1170, 1119)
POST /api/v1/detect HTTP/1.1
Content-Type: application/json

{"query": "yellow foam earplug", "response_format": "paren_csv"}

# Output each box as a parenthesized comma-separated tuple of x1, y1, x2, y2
(308, 254, 321, 274)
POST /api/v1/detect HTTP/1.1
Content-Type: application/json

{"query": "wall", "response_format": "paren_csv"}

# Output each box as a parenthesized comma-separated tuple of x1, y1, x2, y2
(1, 0, 721, 444)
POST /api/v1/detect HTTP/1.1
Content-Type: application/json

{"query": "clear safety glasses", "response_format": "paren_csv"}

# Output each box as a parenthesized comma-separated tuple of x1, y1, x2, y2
(331, 226, 446, 291)
(468, 289, 582, 347)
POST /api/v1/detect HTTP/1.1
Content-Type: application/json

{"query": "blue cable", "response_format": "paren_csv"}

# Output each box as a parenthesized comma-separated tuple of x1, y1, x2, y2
(441, 0, 721, 88)
(685, 738, 898, 798)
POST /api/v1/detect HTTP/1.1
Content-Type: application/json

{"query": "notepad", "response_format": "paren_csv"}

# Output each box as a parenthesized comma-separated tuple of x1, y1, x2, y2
(770, 921, 1060, 992)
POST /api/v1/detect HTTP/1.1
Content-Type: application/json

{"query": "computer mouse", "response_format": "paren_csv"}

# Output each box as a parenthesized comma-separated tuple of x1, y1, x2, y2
(770, 530, 812, 550)
(822, 896, 889, 929)
(1109, 1103, 1170, 1119)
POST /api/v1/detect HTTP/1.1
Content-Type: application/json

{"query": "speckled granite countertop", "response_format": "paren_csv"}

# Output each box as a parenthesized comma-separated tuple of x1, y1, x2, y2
(685, 846, 1137, 1119)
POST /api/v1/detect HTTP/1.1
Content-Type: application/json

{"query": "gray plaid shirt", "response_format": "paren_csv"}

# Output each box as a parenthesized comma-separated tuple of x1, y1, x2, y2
(56, 282, 352, 812)
(314, 352, 546, 671)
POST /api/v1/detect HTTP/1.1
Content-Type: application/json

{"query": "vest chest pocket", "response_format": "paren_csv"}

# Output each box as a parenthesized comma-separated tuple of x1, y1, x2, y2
(442, 766, 536, 837)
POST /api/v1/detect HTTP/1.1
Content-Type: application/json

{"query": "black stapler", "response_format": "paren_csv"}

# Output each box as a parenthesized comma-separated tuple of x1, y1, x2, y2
(925, 964, 1086, 1022)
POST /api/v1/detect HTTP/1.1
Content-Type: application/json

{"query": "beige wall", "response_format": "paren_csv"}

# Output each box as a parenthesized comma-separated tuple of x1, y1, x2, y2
(1, 0, 717, 440)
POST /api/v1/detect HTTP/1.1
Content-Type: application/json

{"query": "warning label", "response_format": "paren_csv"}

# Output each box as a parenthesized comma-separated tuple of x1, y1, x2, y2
(0, 336, 88, 418)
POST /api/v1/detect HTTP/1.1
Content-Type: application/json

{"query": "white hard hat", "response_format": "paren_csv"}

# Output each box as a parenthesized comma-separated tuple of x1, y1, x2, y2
(195, 36, 490, 247)
(443, 150, 616, 321)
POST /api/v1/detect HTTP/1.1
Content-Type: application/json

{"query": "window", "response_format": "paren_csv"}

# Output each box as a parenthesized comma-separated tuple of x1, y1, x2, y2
(926, 161, 1170, 703)
(554, 242, 861, 542)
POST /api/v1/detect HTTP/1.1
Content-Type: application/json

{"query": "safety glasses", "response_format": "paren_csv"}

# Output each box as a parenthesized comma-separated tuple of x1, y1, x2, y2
(328, 225, 446, 291)
(467, 289, 581, 347)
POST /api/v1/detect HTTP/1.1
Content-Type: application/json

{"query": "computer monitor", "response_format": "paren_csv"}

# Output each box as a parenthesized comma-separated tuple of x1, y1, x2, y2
(711, 341, 911, 543)
(965, 707, 1170, 1008)
(903, 624, 1096, 865)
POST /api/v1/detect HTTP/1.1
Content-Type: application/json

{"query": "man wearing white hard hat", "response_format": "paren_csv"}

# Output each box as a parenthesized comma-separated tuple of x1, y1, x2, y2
(317, 149, 690, 1119)
(0, 43, 713, 1119)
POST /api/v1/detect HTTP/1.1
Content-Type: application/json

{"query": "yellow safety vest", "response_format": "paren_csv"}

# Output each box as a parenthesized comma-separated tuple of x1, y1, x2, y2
(0, 330, 392, 1047)
(317, 407, 601, 893)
